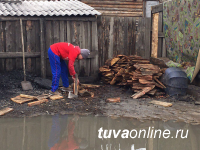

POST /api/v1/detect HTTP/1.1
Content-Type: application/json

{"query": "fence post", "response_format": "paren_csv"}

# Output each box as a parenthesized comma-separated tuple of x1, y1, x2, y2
(40, 18, 46, 78)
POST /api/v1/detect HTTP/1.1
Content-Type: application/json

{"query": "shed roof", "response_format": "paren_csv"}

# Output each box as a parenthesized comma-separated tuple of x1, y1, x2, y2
(0, 0, 101, 16)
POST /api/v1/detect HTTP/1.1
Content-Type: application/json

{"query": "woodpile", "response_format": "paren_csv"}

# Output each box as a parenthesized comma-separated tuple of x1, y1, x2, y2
(99, 55, 165, 98)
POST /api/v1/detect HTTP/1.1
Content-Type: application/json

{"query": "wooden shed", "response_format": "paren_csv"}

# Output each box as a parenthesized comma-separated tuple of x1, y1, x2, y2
(0, 0, 101, 79)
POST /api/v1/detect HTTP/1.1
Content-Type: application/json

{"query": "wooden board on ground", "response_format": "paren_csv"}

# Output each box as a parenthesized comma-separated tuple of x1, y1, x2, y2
(20, 94, 36, 99)
(11, 95, 34, 104)
(132, 86, 155, 99)
(36, 94, 50, 100)
(81, 84, 101, 88)
(106, 97, 120, 103)
(50, 95, 63, 100)
(149, 100, 172, 107)
(0, 107, 13, 116)
(28, 99, 48, 107)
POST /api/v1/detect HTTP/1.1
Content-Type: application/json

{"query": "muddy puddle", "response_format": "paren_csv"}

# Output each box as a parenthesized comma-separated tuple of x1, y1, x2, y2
(0, 115, 199, 150)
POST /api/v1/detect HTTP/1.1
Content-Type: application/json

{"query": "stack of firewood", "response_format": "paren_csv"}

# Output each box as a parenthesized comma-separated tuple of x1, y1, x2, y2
(99, 55, 166, 98)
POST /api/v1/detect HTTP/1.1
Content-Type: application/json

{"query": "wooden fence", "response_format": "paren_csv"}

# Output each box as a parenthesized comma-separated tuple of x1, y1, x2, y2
(0, 14, 159, 79)
(0, 16, 98, 78)
(98, 16, 151, 67)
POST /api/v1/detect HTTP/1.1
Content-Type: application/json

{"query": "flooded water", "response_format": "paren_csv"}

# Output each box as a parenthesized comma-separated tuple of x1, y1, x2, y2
(0, 115, 199, 150)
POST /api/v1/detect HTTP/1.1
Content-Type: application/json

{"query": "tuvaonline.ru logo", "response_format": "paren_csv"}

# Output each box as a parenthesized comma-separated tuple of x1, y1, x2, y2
(98, 127, 189, 139)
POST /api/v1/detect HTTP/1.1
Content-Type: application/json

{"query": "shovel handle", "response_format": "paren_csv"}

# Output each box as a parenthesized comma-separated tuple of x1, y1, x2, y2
(20, 19, 26, 81)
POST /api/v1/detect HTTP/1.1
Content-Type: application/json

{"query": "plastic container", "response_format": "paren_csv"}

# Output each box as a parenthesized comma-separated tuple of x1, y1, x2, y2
(162, 67, 188, 96)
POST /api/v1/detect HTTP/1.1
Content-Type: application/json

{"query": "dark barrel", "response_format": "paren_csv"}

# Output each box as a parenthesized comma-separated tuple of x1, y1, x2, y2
(162, 67, 188, 96)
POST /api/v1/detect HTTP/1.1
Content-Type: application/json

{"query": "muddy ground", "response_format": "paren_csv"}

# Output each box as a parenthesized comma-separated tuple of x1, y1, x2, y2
(0, 70, 200, 125)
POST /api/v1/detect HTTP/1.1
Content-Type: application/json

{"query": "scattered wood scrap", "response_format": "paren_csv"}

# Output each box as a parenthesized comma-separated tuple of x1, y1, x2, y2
(81, 84, 101, 88)
(50, 95, 64, 100)
(0, 107, 13, 116)
(106, 97, 120, 103)
(20, 94, 36, 99)
(79, 89, 94, 98)
(99, 55, 165, 98)
(149, 100, 172, 107)
(195, 101, 200, 105)
(11, 96, 34, 104)
(28, 99, 48, 107)
(35, 94, 50, 100)
(131, 86, 155, 99)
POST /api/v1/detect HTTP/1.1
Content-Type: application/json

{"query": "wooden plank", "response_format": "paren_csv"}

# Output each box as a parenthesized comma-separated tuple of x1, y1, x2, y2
(108, 17, 114, 59)
(35, 20, 41, 76)
(158, 12, 163, 57)
(20, 94, 36, 99)
(45, 21, 52, 77)
(123, 17, 128, 55)
(151, 13, 159, 58)
(79, 21, 86, 77)
(28, 99, 48, 107)
(11, 95, 34, 104)
(0, 52, 40, 58)
(66, 21, 71, 43)
(144, 18, 151, 59)
(81, 84, 101, 88)
(26, 20, 32, 72)
(131, 86, 155, 99)
(151, 4, 163, 14)
(100, 13, 143, 17)
(0, 107, 13, 116)
(86, 21, 91, 76)
(136, 18, 145, 57)
(106, 97, 120, 103)
(82, 1, 143, 5)
(149, 100, 172, 107)
(119, 17, 123, 54)
(94, 7, 143, 12)
(85, 4, 143, 9)
(59, 20, 65, 42)
(127, 17, 133, 55)
(0, 21, 5, 71)
(132, 18, 136, 55)
(30, 21, 37, 74)
(50, 95, 63, 100)
(5, 21, 14, 71)
(53, 20, 60, 43)
(92, 21, 98, 74)
(45, 17, 97, 21)
(40, 19, 46, 78)
(162, 37, 166, 57)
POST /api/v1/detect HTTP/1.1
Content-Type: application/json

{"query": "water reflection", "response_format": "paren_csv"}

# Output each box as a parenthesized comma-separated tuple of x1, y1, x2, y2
(0, 115, 199, 150)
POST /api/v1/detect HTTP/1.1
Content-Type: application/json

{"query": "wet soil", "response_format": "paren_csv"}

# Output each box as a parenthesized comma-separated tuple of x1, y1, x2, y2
(0, 70, 200, 125)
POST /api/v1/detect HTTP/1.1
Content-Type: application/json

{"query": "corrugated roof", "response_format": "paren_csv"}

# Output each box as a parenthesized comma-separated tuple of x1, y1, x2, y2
(0, 0, 101, 16)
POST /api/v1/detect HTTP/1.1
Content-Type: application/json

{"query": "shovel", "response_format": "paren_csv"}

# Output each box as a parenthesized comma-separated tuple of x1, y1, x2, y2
(20, 19, 33, 91)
